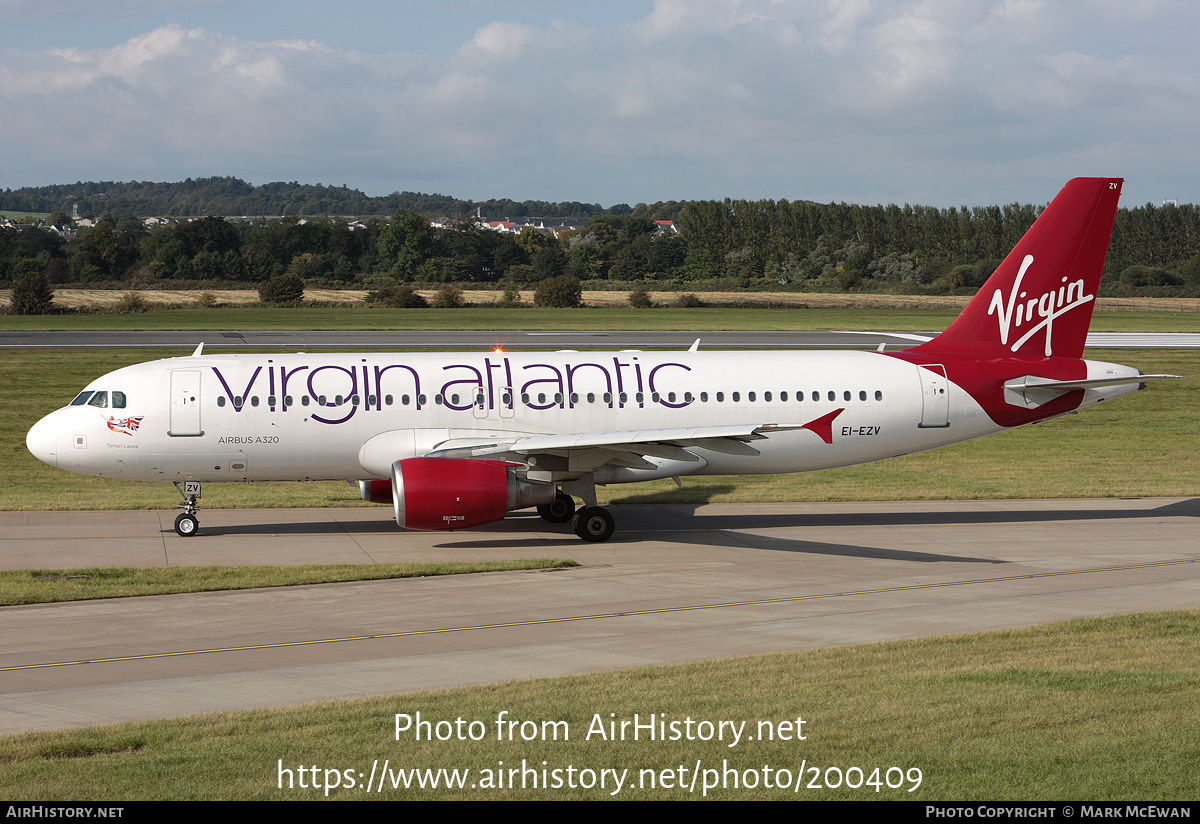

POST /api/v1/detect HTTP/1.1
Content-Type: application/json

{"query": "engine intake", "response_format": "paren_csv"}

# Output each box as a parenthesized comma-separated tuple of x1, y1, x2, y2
(391, 457, 556, 531)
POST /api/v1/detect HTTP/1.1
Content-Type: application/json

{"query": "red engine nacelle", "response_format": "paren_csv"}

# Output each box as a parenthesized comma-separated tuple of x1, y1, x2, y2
(358, 479, 393, 504)
(391, 457, 556, 531)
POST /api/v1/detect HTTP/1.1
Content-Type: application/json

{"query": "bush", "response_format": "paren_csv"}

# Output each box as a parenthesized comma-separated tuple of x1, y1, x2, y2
(258, 273, 306, 306)
(627, 288, 654, 308)
(500, 284, 523, 306)
(534, 275, 582, 308)
(9, 271, 54, 315)
(365, 283, 428, 308)
(115, 291, 146, 313)
(1120, 265, 1181, 288)
(431, 286, 465, 309)
(673, 292, 705, 308)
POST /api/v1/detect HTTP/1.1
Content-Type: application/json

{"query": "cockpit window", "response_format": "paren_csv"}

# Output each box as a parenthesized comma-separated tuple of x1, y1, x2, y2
(87, 391, 108, 408)
(111, 391, 127, 409)
(70, 391, 95, 406)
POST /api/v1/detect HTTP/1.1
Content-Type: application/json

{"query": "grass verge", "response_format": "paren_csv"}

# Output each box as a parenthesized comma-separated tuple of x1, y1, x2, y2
(2, 609, 1197, 799)
(0, 560, 577, 606)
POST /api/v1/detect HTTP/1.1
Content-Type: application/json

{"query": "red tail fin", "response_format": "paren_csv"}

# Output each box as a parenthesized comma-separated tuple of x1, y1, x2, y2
(914, 178, 1122, 360)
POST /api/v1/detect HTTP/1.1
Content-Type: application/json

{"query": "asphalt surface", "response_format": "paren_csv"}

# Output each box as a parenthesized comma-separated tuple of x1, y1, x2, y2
(3, 498, 1198, 735)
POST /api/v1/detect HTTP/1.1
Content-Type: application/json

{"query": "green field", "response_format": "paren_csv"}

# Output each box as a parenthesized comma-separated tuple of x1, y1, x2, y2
(4, 304, 1200, 332)
(3, 608, 1198, 800)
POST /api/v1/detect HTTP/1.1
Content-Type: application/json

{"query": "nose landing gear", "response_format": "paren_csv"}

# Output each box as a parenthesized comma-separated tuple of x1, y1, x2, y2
(172, 481, 201, 537)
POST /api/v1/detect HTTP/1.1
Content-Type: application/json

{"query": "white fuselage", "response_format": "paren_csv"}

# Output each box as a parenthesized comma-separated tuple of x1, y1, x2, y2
(25, 348, 1139, 487)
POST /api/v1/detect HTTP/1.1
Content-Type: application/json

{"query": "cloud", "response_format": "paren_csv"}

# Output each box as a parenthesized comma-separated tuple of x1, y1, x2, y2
(0, 2, 1197, 207)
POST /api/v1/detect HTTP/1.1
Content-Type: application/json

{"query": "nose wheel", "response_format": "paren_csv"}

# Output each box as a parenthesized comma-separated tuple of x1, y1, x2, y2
(174, 512, 199, 537)
(172, 481, 201, 537)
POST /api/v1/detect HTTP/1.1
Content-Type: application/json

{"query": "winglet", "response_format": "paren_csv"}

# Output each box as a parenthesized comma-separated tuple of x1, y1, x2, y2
(192, 342, 205, 357)
(802, 408, 844, 444)
(689, 338, 701, 352)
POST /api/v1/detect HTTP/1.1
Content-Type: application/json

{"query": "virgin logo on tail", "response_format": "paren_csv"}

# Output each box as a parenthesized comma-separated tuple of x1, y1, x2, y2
(987, 255, 1093, 357)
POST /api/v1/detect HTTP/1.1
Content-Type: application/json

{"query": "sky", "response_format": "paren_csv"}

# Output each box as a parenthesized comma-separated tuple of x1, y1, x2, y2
(1, 0, 1197, 209)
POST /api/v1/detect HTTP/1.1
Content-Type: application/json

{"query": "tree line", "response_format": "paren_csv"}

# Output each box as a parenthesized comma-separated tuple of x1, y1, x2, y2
(0, 177, 653, 221)
(4, 193, 1199, 307)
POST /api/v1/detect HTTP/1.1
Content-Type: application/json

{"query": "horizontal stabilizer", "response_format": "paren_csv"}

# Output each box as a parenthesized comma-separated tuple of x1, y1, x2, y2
(1003, 374, 1181, 392)
(1002, 373, 1180, 409)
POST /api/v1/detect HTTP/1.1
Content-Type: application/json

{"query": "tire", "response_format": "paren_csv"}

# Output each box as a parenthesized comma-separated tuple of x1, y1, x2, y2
(537, 492, 576, 524)
(572, 507, 614, 542)
(174, 513, 199, 537)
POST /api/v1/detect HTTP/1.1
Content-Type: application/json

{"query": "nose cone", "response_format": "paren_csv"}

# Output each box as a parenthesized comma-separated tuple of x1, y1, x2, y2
(26, 413, 59, 468)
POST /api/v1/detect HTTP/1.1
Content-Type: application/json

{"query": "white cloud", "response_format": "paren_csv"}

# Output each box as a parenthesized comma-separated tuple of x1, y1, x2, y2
(0, 2, 1197, 207)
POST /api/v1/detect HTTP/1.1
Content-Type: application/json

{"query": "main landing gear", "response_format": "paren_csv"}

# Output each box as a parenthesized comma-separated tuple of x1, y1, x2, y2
(536, 490, 616, 542)
(572, 507, 615, 543)
(536, 492, 576, 523)
(173, 481, 201, 537)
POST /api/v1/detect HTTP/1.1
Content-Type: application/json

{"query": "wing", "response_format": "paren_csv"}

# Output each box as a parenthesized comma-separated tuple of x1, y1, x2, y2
(423, 410, 845, 472)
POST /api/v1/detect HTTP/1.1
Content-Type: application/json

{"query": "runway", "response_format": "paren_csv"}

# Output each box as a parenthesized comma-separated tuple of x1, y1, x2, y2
(2, 498, 1198, 735)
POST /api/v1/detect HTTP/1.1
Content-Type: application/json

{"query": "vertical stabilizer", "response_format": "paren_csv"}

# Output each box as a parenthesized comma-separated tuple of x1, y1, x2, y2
(915, 178, 1122, 360)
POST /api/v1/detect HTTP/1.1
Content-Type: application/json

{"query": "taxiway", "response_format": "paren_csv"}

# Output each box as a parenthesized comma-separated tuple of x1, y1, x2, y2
(2, 498, 1198, 735)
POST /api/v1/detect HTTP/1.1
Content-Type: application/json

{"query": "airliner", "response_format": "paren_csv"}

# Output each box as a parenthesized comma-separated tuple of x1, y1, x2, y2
(25, 178, 1177, 542)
